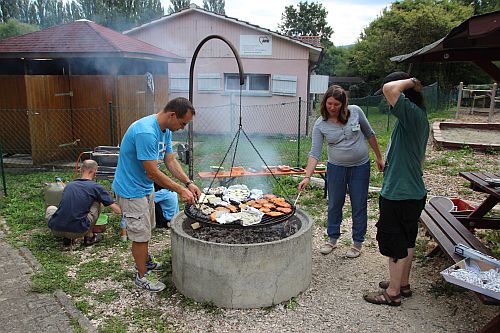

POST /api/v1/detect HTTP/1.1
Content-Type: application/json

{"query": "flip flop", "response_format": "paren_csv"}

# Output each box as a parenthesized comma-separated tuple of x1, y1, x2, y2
(363, 289, 401, 306)
(319, 242, 337, 255)
(346, 246, 361, 258)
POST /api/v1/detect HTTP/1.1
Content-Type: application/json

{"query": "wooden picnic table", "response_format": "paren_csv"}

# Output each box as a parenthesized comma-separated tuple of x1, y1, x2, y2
(457, 171, 500, 229)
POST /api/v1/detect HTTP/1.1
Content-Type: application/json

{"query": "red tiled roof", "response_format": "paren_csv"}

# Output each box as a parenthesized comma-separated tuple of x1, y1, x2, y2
(0, 19, 183, 62)
(294, 36, 323, 48)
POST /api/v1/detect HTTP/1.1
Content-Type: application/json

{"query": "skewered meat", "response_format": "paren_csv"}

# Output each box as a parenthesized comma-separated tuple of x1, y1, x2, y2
(276, 207, 292, 214)
(266, 211, 285, 217)
(274, 200, 291, 208)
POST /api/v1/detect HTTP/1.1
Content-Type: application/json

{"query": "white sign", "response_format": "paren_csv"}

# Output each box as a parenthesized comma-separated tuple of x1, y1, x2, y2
(240, 35, 272, 56)
(309, 75, 329, 94)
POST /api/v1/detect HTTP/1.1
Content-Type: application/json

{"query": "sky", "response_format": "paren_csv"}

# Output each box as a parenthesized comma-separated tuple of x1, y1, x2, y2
(159, 0, 393, 46)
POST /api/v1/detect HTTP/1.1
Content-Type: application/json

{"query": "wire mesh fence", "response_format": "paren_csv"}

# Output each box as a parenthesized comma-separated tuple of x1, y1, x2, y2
(1, 83, 498, 196)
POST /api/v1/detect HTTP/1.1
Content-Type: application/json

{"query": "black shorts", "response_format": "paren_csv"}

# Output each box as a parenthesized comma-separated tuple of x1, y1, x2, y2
(376, 195, 426, 259)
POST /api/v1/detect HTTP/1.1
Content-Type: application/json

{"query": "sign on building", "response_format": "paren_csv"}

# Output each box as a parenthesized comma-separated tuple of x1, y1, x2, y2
(240, 35, 272, 56)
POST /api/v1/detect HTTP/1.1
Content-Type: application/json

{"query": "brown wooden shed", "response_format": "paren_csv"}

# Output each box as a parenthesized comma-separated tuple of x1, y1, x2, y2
(0, 19, 183, 164)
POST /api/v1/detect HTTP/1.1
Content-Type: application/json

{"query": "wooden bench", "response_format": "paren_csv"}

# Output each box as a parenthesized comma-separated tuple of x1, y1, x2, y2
(419, 198, 500, 332)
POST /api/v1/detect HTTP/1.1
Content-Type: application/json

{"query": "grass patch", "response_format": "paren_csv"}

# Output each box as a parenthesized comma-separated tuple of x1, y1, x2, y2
(99, 317, 128, 333)
(95, 290, 120, 304)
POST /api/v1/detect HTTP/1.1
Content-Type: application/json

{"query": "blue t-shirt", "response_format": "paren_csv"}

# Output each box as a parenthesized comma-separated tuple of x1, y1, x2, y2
(48, 179, 114, 233)
(112, 114, 173, 198)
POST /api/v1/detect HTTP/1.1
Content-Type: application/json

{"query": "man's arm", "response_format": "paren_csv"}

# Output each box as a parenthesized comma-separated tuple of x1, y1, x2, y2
(383, 78, 422, 107)
(108, 203, 121, 215)
(164, 152, 202, 198)
(142, 159, 196, 204)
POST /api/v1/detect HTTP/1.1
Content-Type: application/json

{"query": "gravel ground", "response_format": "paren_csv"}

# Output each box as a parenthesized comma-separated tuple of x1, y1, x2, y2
(79, 114, 499, 333)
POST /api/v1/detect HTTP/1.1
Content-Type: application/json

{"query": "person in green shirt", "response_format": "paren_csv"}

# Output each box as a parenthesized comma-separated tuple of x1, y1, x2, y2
(364, 72, 429, 307)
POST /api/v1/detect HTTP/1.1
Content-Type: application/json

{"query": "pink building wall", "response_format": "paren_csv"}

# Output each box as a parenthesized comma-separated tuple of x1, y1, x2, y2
(125, 8, 321, 134)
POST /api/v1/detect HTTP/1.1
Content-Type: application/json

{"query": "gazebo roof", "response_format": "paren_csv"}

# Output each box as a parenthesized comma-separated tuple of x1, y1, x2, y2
(0, 19, 184, 63)
(390, 10, 500, 81)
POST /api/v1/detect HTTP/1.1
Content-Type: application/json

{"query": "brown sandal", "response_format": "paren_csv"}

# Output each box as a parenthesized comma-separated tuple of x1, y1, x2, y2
(363, 289, 401, 306)
(378, 280, 412, 297)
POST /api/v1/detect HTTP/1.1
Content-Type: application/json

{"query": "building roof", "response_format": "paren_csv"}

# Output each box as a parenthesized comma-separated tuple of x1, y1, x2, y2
(293, 36, 322, 48)
(124, 5, 323, 62)
(390, 10, 500, 81)
(0, 19, 184, 62)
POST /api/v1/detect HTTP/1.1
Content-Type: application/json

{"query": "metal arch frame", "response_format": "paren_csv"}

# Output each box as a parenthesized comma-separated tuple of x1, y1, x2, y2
(187, 35, 245, 180)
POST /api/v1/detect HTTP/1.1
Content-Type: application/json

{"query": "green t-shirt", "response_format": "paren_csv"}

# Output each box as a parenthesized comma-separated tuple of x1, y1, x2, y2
(380, 93, 429, 200)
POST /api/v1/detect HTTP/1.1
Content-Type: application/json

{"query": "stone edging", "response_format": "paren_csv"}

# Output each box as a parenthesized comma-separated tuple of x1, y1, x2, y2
(0, 216, 97, 333)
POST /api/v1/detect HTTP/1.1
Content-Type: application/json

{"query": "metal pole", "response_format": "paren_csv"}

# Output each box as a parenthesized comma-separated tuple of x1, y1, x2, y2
(366, 96, 369, 118)
(108, 101, 115, 146)
(0, 144, 6, 196)
(188, 35, 245, 181)
(297, 97, 301, 167)
(456, 82, 463, 119)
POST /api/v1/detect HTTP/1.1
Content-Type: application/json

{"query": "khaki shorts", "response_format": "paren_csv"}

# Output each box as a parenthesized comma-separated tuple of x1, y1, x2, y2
(46, 202, 101, 239)
(117, 192, 155, 243)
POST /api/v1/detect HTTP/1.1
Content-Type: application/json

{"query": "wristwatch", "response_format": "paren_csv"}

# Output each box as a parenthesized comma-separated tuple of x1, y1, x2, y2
(185, 180, 194, 187)
(410, 77, 418, 86)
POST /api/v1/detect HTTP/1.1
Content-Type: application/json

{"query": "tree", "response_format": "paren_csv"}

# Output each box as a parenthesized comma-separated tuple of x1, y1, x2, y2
(203, 0, 224, 14)
(167, 0, 190, 14)
(349, 0, 482, 90)
(454, 0, 500, 15)
(0, 18, 38, 39)
(316, 45, 355, 77)
(278, 1, 333, 47)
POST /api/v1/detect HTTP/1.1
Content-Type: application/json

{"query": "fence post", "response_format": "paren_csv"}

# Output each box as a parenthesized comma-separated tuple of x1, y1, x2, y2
(0, 144, 6, 196)
(455, 82, 463, 119)
(488, 83, 497, 123)
(366, 96, 369, 118)
(297, 97, 301, 167)
(108, 101, 115, 146)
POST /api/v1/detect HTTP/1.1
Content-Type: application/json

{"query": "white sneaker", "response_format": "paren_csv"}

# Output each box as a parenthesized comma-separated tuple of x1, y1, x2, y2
(319, 242, 337, 255)
(135, 271, 166, 292)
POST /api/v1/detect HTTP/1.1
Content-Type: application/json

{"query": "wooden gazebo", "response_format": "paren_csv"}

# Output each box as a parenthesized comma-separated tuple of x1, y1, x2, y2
(390, 10, 500, 82)
(0, 19, 183, 164)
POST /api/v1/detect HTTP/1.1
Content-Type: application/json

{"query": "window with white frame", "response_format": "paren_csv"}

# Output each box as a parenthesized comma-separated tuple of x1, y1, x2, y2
(225, 73, 270, 93)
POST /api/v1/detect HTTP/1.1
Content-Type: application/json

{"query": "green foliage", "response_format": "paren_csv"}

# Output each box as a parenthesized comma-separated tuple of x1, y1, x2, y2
(278, 1, 333, 47)
(350, 0, 475, 87)
(454, 0, 500, 14)
(78, 0, 165, 31)
(316, 45, 355, 77)
(0, 18, 38, 39)
(167, 0, 190, 14)
(203, 0, 225, 14)
(2, 0, 165, 31)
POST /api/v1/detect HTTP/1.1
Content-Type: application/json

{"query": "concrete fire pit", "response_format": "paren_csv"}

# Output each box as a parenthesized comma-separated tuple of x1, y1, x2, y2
(170, 209, 313, 308)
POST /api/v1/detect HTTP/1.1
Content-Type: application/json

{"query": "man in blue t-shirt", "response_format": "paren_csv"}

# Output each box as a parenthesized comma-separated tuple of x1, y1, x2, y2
(364, 72, 429, 307)
(112, 97, 201, 293)
(46, 160, 121, 247)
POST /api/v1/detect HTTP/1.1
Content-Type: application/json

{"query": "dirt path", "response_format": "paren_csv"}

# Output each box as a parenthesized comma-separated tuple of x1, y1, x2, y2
(81, 115, 500, 332)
